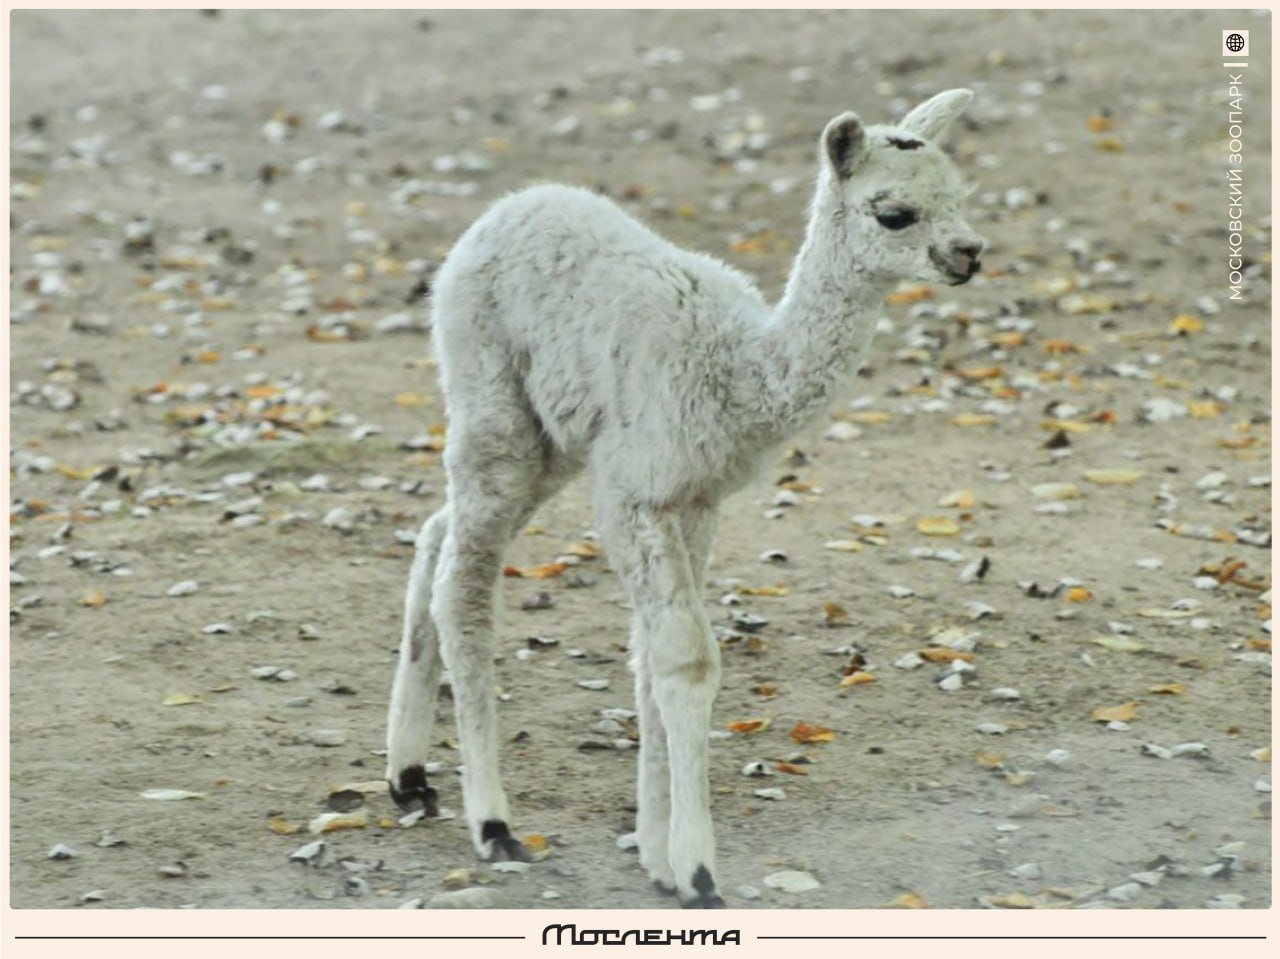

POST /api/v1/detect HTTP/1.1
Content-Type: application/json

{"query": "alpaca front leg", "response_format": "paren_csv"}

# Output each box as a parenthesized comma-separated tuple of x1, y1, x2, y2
(633, 644, 676, 893)
(386, 508, 449, 815)
(603, 502, 725, 908)
(648, 603, 724, 908)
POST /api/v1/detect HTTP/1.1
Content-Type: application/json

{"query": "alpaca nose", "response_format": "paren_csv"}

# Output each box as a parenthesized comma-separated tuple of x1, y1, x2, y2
(950, 238, 984, 276)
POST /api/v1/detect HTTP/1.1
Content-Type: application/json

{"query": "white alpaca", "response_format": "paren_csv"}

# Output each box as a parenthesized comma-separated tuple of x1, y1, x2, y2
(386, 90, 984, 908)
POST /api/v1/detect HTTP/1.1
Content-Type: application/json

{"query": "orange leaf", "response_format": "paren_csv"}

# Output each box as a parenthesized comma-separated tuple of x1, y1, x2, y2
(505, 562, 568, 579)
(1087, 114, 1114, 133)
(1064, 587, 1093, 603)
(956, 365, 1004, 381)
(521, 833, 549, 853)
(839, 671, 876, 688)
(1090, 701, 1140, 723)
(919, 648, 975, 664)
(751, 683, 779, 700)
(245, 384, 284, 400)
(916, 516, 960, 537)
(1043, 338, 1083, 355)
(951, 413, 995, 427)
(726, 717, 772, 735)
(823, 602, 849, 624)
(740, 584, 790, 597)
(775, 762, 809, 776)
(789, 722, 836, 744)
(269, 817, 301, 835)
(889, 891, 929, 909)
(885, 285, 935, 306)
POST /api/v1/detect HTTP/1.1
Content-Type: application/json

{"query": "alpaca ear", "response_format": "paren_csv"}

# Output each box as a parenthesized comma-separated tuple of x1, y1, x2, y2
(899, 88, 973, 142)
(822, 112, 866, 181)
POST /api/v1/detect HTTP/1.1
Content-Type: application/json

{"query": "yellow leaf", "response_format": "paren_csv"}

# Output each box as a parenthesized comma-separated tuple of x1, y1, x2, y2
(1095, 136, 1124, 153)
(1091, 701, 1141, 723)
(1189, 400, 1225, 419)
(162, 693, 204, 707)
(789, 722, 836, 744)
(775, 761, 810, 776)
(442, 868, 472, 889)
(394, 392, 431, 407)
(975, 751, 1005, 769)
(823, 539, 865, 552)
(268, 817, 301, 835)
(1043, 337, 1084, 355)
(956, 365, 1004, 381)
(937, 489, 974, 509)
(951, 413, 995, 427)
(839, 671, 876, 688)
(1087, 114, 1114, 133)
(1169, 314, 1205, 335)
(889, 891, 929, 909)
(988, 893, 1036, 909)
(846, 410, 892, 425)
(80, 589, 107, 608)
(917, 516, 960, 536)
(564, 541, 601, 559)
(1147, 682, 1188, 695)
(1084, 468, 1144, 485)
(740, 584, 790, 597)
(823, 601, 849, 624)
(1064, 587, 1093, 603)
(1042, 419, 1093, 434)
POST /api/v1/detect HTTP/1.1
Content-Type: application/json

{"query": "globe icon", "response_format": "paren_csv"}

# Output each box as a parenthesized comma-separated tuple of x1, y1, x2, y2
(1226, 33, 1245, 53)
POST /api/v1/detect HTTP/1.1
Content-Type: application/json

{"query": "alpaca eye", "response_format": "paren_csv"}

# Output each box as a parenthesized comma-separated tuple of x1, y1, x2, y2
(875, 208, 918, 231)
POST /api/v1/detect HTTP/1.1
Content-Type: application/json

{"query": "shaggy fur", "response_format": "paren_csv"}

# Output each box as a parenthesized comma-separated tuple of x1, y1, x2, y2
(386, 89, 984, 907)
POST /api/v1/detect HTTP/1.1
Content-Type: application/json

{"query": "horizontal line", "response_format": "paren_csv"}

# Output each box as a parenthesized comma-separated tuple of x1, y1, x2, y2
(14, 937, 526, 941)
(758, 937, 1267, 941)
(1224, 61, 1248, 66)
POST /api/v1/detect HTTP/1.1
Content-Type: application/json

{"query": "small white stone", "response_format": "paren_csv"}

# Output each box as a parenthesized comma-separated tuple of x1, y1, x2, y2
(616, 832, 638, 851)
(167, 580, 199, 597)
(1009, 862, 1041, 880)
(741, 761, 773, 778)
(1141, 743, 1173, 760)
(428, 888, 499, 909)
(202, 623, 233, 635)
(577, 679, 610, 691)
(754, 787, 787, 801)
(48, 843, 77, 860)
(1170, 742, 1209, 758)
(1108, 881, 1143, 902)
(938, 673, 964, 692)
(1128, 870, 1163, 887)
(763, 870, 820, 893)
(309, 729, 346, 747)
(989, 687, 1021, 701)
(1106, 721, 1131, 732)
(894, 652, 925, 670)
(1044, 748, 1070, 767)
(1134, 557, 1163, 570)
(975, 723, 1007, 736)
(822, 421, 862, 442)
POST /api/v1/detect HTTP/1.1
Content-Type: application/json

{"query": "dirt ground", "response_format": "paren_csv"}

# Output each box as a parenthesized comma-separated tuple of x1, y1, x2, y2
(7, 9, 1272, 910)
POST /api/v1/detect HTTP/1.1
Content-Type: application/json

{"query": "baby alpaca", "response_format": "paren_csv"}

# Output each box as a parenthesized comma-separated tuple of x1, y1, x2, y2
(387, 90, 984, 908)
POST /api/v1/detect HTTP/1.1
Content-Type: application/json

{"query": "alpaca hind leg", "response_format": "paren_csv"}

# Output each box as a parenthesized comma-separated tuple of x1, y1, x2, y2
(386, 507, 451, 814)
(633, 634, 675, 893)
(432, 447, 570, 862)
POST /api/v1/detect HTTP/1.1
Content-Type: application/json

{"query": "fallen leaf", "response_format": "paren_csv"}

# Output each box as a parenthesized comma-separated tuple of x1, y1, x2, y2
(1169, 314, 1205, 335)
(740, 584, 790, 597)
(161, 693, 204, 707)
(938, 489, 974, 509)
(919, 648, 976, 663)
(987, 893, 1036, 909)
(1147, 682, 1188, 695)
(775, 762, 809, 776)
(751, 683, 779, 700)
(975, 751, 1005, 769)
(789, 722, 836, 744)
(845, 410, 892, 426)
(951, 413, 996, 427)
(889, 891, 929, 909)
(839, 672, 876, 689)
(1064, 587, 1094, 603)
(885, 285, 935, 306)
(1091, 635, 1145, 653)
(1043, 337, 1084, 355)
(269, 817, 301, 835)
(1189, 400, 1225, 418)
(1084, 468, 1144, 485)
(1091, 701, 1141, 723)
(1087, 114, 1114, 133)
(727, 717, 772, 735)
(80, 589, 107, 608)
(564, 541, 601, 559)
(503, 562, 568, 579)
(823, 602, 849, 624)
(917, 516, 960, 536)
(521, 834, 549, 854)
(394, 392, 431, 407)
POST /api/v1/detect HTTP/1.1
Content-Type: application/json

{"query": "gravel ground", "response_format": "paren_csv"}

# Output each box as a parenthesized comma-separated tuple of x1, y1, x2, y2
(8, 9, 1272, 910)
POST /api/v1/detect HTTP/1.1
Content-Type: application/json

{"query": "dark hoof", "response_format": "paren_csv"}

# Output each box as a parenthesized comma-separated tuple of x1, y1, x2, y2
(680, 892, 727, 909)
(389, 765, 439, 817)
(679, 864, 725, 908)
(481, 819, 532, 862)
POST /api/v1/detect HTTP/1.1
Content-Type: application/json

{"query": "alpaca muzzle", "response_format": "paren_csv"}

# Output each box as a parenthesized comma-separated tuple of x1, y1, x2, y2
(932, 238, 984, 285)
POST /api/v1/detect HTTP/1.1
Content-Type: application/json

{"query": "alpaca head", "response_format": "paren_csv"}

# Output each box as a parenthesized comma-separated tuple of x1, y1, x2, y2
(817, 89, 984, 286)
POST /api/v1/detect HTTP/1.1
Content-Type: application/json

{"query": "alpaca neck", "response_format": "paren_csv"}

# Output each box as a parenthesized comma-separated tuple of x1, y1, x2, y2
(742, 180, 892, 440)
